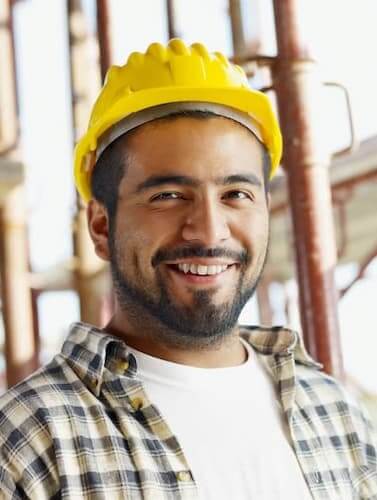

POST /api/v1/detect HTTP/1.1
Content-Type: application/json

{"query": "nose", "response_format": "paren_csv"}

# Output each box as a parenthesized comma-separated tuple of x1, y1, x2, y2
(181, 196, 231, 246)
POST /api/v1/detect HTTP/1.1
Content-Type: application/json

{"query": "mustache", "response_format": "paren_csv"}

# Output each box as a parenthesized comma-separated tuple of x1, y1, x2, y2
(152, 245, 249, 267)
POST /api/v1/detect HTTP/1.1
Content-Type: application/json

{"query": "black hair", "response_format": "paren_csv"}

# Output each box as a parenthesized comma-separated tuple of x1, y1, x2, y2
(91, 110, 271, 218)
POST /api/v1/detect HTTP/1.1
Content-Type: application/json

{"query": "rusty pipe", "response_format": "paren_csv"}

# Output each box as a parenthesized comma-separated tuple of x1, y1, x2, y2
(272, 0, 343, 377)
(96, 0, 112, 82)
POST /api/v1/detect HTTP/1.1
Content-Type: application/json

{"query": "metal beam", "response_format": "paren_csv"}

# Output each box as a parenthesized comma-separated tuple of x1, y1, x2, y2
(67, 0, 108, 325)
(166, 0, 180, 39)
(340, 244, 377, 298)
(256, 276, 274, 325)
(0, 187, 39, 387)
(228, 0, 247, 57)
(270, 166, 377, 216)
(96, 0, 112, 82)
(0, 0, 18, 154)
(272, 0, 343, 377)
(0, 0, 38, 387)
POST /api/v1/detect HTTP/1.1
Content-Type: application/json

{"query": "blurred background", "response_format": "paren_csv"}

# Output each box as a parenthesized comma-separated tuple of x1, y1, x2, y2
(0, 0, 376, 420)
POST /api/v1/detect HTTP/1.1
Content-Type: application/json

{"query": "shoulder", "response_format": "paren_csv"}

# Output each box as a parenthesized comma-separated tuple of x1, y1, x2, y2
(0, 354, 86, 450)
(0, 357, 76, 496)
(295, 362, 366, 414)
(0, 352, 101, 496)
(294, 363, 377, 466)
(1, 355, 76, 413)
(295, 363, 371, 426)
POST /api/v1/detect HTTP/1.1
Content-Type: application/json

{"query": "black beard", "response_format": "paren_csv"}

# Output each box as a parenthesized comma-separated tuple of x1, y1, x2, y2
(109, 236, 268, 350)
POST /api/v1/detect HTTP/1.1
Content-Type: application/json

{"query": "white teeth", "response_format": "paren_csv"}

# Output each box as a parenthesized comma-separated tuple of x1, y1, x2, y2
(177, 263, 230, 275)
(207, 265, 217, 275)
(197, 265, 207, 275)
(190, 264, 198, 274)
(182, 263, 190, 274)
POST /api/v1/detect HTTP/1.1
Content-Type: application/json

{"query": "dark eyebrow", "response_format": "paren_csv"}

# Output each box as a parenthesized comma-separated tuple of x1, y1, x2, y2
(134, 173, 262, 194)
(217, 174, 262, 188)
(135, 175, 199, 194)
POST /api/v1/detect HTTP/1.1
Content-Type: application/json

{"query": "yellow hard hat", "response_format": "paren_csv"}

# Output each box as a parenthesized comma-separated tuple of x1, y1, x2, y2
(74, 39, 282, 202)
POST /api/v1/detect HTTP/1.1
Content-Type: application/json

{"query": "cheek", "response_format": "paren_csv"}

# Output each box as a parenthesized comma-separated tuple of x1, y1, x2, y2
(115, 215, 172, 277)
(133, 210, 183, 254)
(116, 211, 155, 250)
(233, 209, 269, 246)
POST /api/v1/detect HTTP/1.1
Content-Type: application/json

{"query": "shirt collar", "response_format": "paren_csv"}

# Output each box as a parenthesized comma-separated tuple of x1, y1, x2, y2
(239, 325, 322, 369)
(240, 325, 322, 418)
(61, 322, 135, 396)
(61, 322, 322, 396)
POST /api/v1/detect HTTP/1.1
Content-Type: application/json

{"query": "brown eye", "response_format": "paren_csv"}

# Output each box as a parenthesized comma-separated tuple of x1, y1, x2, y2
(151, 192, 182, 201)
(223, 190, 252, 200)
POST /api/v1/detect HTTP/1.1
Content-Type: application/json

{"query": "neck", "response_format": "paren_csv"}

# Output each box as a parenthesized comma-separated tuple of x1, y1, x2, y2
(104, 308, 247, 369)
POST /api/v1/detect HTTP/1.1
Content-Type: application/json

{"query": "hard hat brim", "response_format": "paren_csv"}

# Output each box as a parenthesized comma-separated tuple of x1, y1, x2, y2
(74, 86, 282, 203)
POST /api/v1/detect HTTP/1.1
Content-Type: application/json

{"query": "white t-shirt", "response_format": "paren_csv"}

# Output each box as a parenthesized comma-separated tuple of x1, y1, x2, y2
(127, 338, 313, 499)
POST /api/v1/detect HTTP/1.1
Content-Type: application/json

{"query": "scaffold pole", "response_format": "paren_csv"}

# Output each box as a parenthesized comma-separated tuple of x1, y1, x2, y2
(272, 0, 343, 377)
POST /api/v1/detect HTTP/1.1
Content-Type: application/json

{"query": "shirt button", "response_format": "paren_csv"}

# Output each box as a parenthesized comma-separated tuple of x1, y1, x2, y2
(131, 398, 143, 411)
(176, 471, 191, 482)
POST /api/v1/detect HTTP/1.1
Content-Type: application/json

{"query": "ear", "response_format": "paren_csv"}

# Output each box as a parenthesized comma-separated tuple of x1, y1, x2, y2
(87, 199, 111, 261)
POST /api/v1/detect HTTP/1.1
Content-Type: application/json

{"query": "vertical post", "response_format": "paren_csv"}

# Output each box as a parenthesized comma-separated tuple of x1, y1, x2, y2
(0, 0, 18, 154)
(67, 0, 106, 326)
(272, 0, 343, 377)
(228, 0, 247, 57)
(166, 0, 180, 39)
(96, 0, 112, 82)
(94, 0, 116, 324)
(256, 277, 273, 325)
(0, 0, 38, 386)
(0, 188, 39, 387)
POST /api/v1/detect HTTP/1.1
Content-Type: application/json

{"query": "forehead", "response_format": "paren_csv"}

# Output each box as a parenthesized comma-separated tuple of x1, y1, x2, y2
(121, 116, 265, 185)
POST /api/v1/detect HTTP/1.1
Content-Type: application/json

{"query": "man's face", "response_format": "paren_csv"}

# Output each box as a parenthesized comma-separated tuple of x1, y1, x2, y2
(105, 116, 270, 347)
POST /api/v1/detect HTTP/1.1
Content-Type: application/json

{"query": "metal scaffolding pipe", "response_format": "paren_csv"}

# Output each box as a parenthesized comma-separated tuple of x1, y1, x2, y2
(166, 0, 180, 39)
(270, 167, 377, 216)
(0, 0, 18, 154)
(272, 0, 343, 376)
(96, 0, 112, 82)
(0, 187, 39, 387)
(0, 0, 38, 387)
(256, 277, 273, 326)
(228, 0, 247, 56)
(67, 0, 107, 326)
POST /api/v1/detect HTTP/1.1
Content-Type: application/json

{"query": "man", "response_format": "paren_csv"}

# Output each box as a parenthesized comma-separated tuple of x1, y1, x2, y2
(0, 39, 376, 499)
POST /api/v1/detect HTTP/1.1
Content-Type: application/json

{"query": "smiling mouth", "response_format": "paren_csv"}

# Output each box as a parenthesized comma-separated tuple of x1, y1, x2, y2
(169, 263, 232, 275)
(165, 263, 237, 285)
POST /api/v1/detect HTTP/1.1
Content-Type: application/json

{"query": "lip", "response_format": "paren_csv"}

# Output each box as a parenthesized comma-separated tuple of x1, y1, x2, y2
(165, 262, 236, 286)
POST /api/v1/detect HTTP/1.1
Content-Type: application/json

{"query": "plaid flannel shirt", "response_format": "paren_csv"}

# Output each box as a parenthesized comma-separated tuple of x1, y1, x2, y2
(0, 322, 376, 499)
